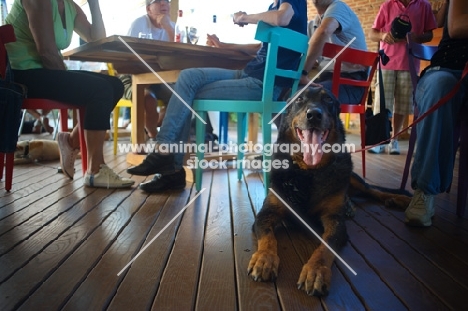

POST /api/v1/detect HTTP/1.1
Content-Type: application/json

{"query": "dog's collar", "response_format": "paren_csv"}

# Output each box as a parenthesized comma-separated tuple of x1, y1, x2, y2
(24, 143, 29, 156)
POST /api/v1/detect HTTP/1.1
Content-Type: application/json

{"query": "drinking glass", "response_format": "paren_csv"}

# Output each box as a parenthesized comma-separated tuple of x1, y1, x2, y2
(188, 26, 199, 45)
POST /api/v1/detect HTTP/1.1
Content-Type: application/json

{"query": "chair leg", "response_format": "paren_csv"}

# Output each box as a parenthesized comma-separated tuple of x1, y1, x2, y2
(359, 113, 366, 178)
(17, 110, 27, 137)
(344, 113, 350, 130)
(219, 112, 229, 144)
(0, 153, 4, 181)
(5, 153, 14, 191)
(237, 113, 246, 181)
(59, 109, 69, 132)
(52, 110, 60, 140)
(195, 111, 207, 192)
(261, 114, 272, 196)
(113, 107, 120, 155)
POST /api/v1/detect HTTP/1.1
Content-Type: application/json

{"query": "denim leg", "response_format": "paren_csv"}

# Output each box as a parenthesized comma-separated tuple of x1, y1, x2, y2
(156, 68, 267, 169)
(411, 68, 466, 195)
(318, 71, 366, 105)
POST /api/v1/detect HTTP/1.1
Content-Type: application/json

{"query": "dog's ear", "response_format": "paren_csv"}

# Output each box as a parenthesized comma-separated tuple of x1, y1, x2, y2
(320, 89, 341, 117)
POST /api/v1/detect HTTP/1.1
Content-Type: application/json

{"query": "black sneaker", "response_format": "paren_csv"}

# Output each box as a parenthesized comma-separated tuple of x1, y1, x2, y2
(139, 169, 186, 193)
(127, 153, 175, 176)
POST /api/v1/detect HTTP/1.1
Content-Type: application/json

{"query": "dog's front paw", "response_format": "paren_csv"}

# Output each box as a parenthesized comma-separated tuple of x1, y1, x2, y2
(247, 250, 280, 282)
(297, 262, 331, 296)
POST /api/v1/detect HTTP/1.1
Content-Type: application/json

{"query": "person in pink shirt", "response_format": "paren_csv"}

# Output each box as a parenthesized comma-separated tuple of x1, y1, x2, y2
(369, 0, 437, 155)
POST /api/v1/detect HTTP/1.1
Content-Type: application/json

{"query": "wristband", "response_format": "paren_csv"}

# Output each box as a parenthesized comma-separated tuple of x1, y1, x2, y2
(301, 70, 308, 76)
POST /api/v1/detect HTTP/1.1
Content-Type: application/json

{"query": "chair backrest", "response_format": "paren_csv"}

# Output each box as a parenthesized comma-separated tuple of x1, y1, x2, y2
(254, 21, 309, 102)
(406, 34, 438, 91)
(0, 24, 16, 79)
(321, 42, 379, 108)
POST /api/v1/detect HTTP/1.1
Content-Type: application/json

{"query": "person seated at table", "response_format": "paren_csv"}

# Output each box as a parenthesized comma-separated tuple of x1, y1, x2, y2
(299, 0, 368, 105)
(5, 0, 134, 188)
(26, 109, 54, 134)
(118, 0, 175, 139)
(126, 0, 307, 193)
(405, 0, 468, 226)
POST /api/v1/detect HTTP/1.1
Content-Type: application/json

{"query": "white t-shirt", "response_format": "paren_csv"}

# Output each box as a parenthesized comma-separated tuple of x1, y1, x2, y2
(127, 15, 175, 41)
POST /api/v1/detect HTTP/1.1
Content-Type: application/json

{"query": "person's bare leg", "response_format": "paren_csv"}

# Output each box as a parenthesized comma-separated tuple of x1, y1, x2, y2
(392, 113, 405, 141)
(27, 109, 41, 120)
(69, 126, 106, 174)
(84, 130, 106, 174)
(144, 92, 159, 139)
(157, 105, 166, 128)
(40, 109, 54, 134)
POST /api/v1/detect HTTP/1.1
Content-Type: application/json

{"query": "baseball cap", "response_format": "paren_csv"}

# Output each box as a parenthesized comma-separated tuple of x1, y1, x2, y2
(146, 0, 170, 5)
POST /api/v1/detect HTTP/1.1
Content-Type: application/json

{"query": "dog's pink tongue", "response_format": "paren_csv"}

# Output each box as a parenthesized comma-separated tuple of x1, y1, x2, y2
(302, 129, 323, 166)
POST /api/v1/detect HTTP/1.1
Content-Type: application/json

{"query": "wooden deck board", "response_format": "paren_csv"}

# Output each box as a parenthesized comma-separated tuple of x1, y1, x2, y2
(196, 169, 237, 310)
(0, 136, 467, 310)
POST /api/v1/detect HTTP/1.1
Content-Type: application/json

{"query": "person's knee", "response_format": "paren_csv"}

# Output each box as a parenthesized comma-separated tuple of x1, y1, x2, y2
(106, 75, 124, 99)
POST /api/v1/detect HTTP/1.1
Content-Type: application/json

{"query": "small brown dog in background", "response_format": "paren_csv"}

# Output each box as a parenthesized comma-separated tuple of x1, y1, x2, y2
(14, 140, 60, 165)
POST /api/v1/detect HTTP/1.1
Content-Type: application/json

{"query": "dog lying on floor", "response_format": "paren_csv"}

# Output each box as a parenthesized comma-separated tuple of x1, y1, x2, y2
(14, 139, 60, 164)
(247, 87, 411, 296)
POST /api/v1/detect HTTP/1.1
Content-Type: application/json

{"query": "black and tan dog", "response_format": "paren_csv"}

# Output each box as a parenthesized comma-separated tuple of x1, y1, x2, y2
(247, 87, 411, 296)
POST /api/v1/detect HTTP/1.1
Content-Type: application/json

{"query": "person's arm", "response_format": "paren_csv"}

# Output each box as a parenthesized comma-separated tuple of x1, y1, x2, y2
(303, 17, 339, 73)
(232, 2, 294, 27)
(73, 0, 106, 42)
(157, 14, 175, 42)
(447, 0, 468, 38)
(206, 34, 261, 56)
(409, 30, 434, 44)
(299, 16, 340, 85)
(22, 0, 66, 70)
(436, 0, 449, 28)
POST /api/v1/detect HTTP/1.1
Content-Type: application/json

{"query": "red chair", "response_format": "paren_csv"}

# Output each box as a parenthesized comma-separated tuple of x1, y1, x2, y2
(0, 24, 87, 192)
(400, 35, 467, 216)
(321, 43, 380, 177)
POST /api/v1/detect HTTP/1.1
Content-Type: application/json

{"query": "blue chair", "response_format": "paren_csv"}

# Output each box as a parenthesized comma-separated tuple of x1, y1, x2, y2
(192, 21, 309, 194)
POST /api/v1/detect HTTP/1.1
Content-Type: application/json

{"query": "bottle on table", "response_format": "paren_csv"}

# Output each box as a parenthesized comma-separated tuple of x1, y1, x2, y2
(174, 9, 187, 43)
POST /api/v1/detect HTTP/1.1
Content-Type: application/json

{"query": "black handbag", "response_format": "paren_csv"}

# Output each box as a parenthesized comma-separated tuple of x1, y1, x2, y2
(0, 55, 26, 153)
(365, 50, 392, 146)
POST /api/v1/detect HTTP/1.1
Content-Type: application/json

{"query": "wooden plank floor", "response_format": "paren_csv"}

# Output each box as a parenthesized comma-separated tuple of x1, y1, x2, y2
(0, 132, 467, 311)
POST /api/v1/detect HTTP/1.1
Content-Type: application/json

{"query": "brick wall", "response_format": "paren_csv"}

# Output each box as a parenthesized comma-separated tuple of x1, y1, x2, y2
(306, 0, 443, 52)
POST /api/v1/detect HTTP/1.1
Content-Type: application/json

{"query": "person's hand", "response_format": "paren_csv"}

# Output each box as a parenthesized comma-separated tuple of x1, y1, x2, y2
(206, 34, 222, 48)
(233, 11, 248, 27)
(155, 14, 172, 29)
(299, 74, 322, 87)
(381, 32, 397, 44)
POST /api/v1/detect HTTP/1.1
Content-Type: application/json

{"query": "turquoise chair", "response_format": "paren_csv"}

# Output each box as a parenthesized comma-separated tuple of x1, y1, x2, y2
(192, 21, 309, 195)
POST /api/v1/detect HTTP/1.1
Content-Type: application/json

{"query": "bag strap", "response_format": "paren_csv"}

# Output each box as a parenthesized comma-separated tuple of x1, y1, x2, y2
(378, 49, 389, 112)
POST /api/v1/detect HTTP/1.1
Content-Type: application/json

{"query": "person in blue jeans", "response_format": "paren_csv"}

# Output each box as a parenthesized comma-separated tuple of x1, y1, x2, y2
(127, 0, 307, 193)
(405, 0, 468, 226)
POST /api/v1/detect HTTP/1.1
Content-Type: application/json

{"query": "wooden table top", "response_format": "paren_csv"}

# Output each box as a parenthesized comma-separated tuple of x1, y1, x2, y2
(63, 35, 254, 74)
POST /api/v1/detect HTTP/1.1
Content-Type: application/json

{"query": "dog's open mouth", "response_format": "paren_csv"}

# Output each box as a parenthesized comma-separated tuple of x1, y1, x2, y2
(296, 127, 330, 166)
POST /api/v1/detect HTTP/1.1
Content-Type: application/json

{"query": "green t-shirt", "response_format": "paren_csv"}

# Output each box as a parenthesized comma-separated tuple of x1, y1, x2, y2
(5, 0, 76, 70)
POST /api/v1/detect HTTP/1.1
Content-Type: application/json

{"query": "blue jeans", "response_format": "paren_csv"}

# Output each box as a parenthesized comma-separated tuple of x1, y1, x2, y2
(411, 67, 467, 195)
(156, 67, 282, 169)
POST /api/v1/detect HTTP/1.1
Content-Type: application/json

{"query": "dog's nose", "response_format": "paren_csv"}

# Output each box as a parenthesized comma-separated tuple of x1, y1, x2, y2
(306, 107, 322, 121)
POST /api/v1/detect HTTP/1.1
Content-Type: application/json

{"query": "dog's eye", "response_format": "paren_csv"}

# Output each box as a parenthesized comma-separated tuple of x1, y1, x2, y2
(295, 96, 304, 103)
(323, 95, 334, 104)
